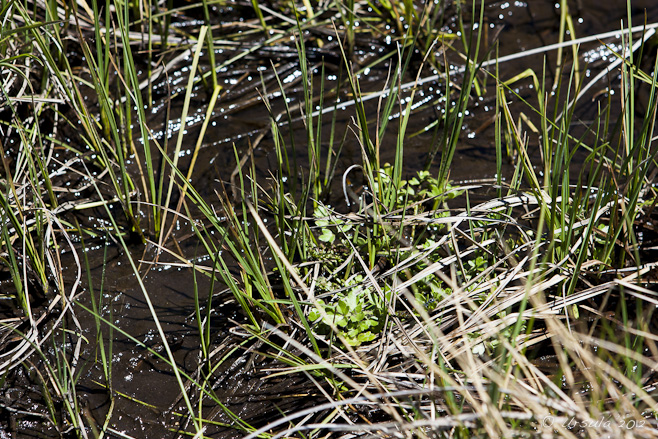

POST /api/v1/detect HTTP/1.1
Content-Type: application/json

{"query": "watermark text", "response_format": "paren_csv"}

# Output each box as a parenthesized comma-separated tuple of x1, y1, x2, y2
(542, 415, 645, 431)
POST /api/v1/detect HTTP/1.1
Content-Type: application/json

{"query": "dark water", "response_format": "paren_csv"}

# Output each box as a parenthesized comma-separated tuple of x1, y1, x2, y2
(2, 1, 657, 437)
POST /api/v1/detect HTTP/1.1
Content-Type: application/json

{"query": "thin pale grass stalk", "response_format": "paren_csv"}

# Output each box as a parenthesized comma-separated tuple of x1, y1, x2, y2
(158, 26, 207, 245)
(161, 84, 221, 246)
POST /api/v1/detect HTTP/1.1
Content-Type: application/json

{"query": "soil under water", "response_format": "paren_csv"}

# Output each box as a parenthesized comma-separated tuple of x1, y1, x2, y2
(2, 1, 658, 437)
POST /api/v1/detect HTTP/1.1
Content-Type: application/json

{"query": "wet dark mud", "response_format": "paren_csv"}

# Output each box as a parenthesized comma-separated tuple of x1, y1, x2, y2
(2, 1, 658, 438)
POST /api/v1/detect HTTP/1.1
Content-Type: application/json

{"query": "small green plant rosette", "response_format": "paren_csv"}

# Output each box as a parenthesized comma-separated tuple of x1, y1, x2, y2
(314, 204, 352, 244)
(309, 276, 386, 347)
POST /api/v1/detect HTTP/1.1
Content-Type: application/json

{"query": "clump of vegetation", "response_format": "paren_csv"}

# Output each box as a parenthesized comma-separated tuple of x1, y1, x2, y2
(309, 274, 387, 346)
(306, 167, 467, 346)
